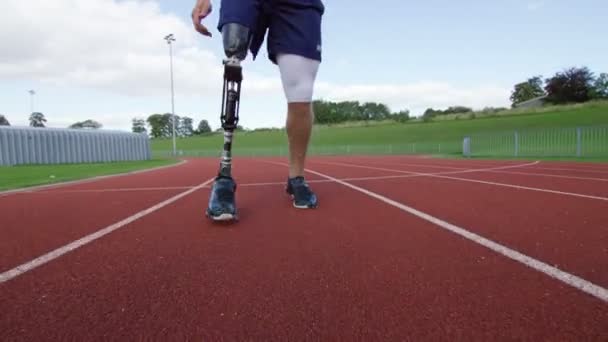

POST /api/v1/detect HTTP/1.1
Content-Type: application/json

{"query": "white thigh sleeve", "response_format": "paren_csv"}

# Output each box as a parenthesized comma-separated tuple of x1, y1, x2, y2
(276, 53, 320, 103)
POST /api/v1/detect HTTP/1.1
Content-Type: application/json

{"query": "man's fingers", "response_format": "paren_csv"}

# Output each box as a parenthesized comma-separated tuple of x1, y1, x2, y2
(191, 1, 212, 37)
(197, 25, 212, 37)
(195, 17, 212, 37)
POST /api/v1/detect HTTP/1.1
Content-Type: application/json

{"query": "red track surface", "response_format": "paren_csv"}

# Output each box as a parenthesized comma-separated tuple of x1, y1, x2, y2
(1, 156, 607, 340)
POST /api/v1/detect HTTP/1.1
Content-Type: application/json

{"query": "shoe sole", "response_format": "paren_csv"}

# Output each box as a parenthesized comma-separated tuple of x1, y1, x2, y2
(289, 194, 317, 209)
(293, 203, 316, 209)
(211, 213, 237, 221)
(206, 211, 238, 222)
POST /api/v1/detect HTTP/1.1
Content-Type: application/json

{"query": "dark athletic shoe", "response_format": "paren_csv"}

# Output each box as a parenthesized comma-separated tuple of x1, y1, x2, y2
(286, 176, 318, 209)
(206, 176, 238, 221)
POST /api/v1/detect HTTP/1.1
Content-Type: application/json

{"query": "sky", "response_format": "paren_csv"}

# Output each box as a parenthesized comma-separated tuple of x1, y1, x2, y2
(0, 0, 606, 132)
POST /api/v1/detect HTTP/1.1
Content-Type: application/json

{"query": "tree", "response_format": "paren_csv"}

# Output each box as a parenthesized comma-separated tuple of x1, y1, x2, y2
(180, 117, 194, 137)
(132, 118, 147, 134)
(0, 114, 9, 126)
(590, 73, 608, 99)
(544, 67, 595, 104)
(69, 119, 102, 129)
(197, 119, 212, 134)
(510, 76, 545, 106)
(443, 106, 473, 114)
(164, 113, 179, 137)
(422, 108, 439, 121)
(390, 110, 410, 123)
(29, 112, 47, 127)
(361, 102, 391, 121)
(147, 114, 170, 138)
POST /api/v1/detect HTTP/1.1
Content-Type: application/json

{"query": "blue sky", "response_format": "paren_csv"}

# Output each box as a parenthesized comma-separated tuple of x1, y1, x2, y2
(1, 0, 606, 131)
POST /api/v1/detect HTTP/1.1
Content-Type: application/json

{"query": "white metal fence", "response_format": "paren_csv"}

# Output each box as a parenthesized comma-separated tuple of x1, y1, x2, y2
(463, 125, 608, 158)
(0, 126, 151, 166)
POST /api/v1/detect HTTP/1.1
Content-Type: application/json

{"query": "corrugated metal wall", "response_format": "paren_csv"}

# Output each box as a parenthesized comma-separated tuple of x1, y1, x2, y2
(0, 126, 151, 166)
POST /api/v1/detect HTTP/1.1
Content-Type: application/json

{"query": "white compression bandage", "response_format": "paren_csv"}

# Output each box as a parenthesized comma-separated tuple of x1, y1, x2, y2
(276, 53, 320, 103)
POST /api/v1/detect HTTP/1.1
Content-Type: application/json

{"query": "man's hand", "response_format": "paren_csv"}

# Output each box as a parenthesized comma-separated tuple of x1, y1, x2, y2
(192, 0, 213, 37)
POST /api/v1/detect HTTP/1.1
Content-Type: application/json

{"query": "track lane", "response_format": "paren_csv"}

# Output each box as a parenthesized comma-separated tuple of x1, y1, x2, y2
(336, 157, 608, 181)
(334, 156, 608, 175)
(1, 159, 607, 341)
(305, 160, 608, 288)
(330, 158, 608, 198)
(0, 189, 187, 272)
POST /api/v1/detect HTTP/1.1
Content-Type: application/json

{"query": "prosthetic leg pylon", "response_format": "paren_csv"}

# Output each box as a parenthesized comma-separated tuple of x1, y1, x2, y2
(206, 23, 250, 222)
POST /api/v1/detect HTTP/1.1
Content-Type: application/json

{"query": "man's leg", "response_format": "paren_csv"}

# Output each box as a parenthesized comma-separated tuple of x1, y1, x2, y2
(206, 0, 271, 221)
(205, 22, 250, 221)
(277, 54, 320, 178)
(277, 53, 320, 208)
(286, 102, 314, 178)
(264, 0, 323, 209)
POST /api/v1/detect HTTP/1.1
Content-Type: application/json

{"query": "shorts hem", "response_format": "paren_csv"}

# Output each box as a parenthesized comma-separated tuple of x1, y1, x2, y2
(269, 47, 321, 65)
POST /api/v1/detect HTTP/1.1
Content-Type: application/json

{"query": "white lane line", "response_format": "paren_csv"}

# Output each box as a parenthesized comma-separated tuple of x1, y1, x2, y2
(367, 158, 608, 175)
(205, 162, 539, 189)
(532, 167, 608, 174)
(361, 160, 608, 182)
(223, 175, 430, 188)
(0, 178, 214, 284)
(313, 160, 540, 178)
(338, 160, 468, 171)
(486, 170, 608, 182)
(318, 161, 608, 201)
(303, 167, 608, 303)
(40, 186, 195, 194)
(0, 160, 188, 197)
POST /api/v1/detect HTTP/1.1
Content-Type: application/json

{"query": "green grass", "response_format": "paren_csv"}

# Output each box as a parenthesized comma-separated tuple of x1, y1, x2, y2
(151, 101, 608, 158)
(0, 159, 178, 191)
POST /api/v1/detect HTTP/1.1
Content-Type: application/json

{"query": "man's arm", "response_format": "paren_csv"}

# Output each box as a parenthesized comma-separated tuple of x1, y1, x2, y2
(192, 0, 213, 37)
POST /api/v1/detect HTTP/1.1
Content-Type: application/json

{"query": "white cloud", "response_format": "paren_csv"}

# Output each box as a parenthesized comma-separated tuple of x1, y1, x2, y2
(0, 0, 278, 97)
(0, 0, 511, 130)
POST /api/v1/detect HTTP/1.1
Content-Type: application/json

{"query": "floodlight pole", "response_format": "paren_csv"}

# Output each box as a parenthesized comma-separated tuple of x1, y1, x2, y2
(164, 34, 177, 156)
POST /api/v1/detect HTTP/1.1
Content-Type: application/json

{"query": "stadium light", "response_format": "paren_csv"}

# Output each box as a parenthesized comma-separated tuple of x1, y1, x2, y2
(164, 34, 177, 156)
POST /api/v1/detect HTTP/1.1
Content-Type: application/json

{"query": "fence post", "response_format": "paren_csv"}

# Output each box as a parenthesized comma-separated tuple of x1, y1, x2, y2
(576, 127, 582, 157)
(462, 137, 471, 157)
(514, 131, 519, 157)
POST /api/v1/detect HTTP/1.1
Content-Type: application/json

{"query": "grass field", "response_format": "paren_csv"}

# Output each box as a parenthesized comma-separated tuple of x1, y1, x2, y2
(0, 159, 178, 191)
(152, 101, 608, 158)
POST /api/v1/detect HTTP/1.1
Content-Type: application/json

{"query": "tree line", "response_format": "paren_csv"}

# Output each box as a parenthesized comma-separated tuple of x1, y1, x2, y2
(0, 111, 214, 138)
(312, 100, 410, 124)
(510, 66, 607, 107)
(0, 112, 104, 129)
(132, 114, 213, 138)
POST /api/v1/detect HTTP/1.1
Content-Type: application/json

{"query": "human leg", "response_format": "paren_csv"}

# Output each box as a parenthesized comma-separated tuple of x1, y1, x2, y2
(268, 2, 324, 208)
(206, 1, 264, 221)
(277, 54, 320, 178)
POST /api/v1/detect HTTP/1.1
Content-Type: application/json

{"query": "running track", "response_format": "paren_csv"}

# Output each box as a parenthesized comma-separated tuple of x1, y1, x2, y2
(1, 156, 607, 340)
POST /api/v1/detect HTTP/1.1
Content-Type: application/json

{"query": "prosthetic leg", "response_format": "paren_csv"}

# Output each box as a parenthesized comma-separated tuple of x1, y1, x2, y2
(206, 23, 251, 222)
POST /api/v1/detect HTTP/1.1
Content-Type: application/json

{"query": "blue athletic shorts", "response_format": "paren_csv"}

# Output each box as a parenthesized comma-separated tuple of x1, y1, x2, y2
(217, 0, 325, 64)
